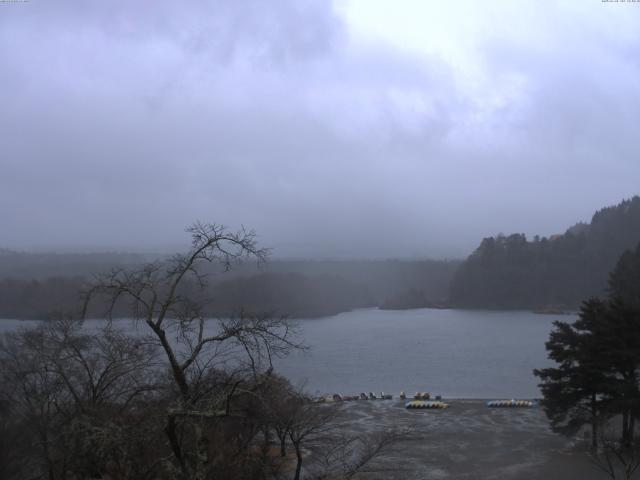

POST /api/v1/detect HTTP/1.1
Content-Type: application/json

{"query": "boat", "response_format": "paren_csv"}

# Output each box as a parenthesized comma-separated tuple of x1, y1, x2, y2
(486, 399, 536, 408)
(405, 400, 449, 409)
(342, 395, 360, 401)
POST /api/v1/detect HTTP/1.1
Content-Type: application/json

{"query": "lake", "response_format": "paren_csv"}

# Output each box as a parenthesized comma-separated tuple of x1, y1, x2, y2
(0, 308, 570, 399)
(274, 308, 568, 399)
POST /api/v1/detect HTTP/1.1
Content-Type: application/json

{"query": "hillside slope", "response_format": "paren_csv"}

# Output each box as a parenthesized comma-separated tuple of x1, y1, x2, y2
(450, 196, 640, 309)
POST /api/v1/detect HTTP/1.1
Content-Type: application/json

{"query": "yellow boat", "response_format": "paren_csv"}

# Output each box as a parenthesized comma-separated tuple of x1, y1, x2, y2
(405, 400, 449, 409)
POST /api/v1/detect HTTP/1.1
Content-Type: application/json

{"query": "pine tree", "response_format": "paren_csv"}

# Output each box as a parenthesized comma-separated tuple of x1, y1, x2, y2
(535, 242, 640, 447)
(534, 298, 612, 448)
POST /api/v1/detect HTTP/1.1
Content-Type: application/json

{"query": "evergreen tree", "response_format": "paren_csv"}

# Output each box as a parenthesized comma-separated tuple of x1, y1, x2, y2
(535, 242, 640, 447)
(451, 196, 640, 309)
(534, 298, 612, 448)
(609, 243, 640, 309)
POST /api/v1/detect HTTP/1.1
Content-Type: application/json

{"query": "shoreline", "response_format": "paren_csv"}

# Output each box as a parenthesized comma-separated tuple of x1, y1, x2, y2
(331, 399, 599, 480)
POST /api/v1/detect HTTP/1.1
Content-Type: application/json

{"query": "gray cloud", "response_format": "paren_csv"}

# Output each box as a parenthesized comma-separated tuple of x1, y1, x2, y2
(1, 1, 640, 257)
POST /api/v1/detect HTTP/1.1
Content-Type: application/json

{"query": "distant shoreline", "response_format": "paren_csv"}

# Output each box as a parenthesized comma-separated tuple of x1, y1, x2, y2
(0, 304, 581, 323)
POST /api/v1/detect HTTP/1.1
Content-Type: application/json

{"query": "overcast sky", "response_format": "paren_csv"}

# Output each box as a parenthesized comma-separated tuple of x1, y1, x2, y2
(1, 0, 639, 258)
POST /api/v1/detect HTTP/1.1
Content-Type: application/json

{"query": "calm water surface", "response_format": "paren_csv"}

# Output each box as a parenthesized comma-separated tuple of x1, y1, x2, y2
(0, 308, 571, 399)
(274, 308, 570, 399)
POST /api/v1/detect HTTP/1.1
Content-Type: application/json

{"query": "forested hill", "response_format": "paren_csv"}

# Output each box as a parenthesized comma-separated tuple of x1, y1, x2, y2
(450, 196, 640, 310)
(0, 254, 458, 319)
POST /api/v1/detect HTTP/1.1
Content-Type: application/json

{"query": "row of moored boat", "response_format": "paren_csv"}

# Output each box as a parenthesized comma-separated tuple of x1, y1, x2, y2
(316, 392, 537, 409)
(405, 399, 537, 409)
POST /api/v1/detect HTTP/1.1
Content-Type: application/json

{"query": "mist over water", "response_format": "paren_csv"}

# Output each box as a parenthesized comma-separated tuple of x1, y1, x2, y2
(3, 2, 640, 478)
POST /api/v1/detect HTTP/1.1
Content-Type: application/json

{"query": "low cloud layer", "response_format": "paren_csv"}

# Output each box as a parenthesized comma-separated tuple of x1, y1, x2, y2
(1, 0, 640, 257)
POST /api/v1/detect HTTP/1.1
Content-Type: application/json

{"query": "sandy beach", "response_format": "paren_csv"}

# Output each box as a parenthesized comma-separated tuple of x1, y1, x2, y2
(330, 399, 602, 479)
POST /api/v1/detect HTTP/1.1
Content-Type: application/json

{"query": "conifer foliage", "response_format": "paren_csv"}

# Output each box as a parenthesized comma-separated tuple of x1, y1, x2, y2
(535, 243, 640, 449)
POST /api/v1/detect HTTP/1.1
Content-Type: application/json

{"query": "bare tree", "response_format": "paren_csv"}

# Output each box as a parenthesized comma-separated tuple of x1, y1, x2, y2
(309, 429, 401, 480)
(0, 318, 161, 480)
(81, 222, 301, 479)
(588, 422, 640, 480)
(286, 398, 339, 480)
(254, 374, 298, 458)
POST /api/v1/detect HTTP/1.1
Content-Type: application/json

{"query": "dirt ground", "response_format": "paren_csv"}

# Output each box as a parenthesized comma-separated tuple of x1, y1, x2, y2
(329, 399, 607, 480)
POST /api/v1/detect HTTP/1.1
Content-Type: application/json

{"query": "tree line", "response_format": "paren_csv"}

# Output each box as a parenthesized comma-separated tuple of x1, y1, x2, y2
(450, 196, 640, 310)
(0, 253, 458, 320)
(0, 272, 372, 320)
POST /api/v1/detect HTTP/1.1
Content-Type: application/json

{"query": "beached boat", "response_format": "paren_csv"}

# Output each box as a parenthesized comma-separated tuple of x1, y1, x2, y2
(405, 400, 449, 409)
(486, 399, 536, 408)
